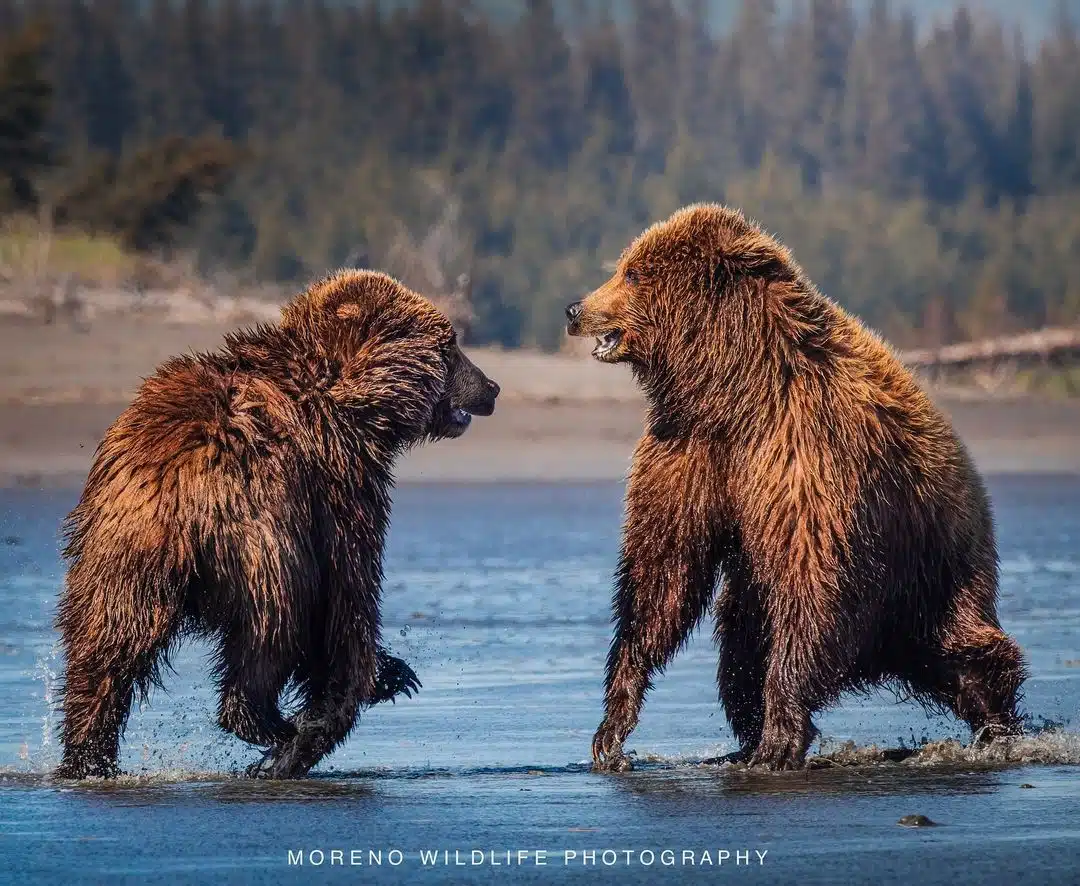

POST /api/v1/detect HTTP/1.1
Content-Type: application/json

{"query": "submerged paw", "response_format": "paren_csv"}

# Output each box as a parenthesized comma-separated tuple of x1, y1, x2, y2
(749, 735, 808, 771)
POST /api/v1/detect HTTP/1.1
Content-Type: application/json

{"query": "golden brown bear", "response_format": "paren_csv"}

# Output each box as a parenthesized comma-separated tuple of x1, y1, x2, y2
(566, 204, 1025, 771)
(56, 270, 499, 779)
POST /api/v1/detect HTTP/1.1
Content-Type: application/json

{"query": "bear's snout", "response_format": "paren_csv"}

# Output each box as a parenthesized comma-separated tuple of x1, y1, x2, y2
(468, 377, 499, 416)
(565, 301, 584, 335)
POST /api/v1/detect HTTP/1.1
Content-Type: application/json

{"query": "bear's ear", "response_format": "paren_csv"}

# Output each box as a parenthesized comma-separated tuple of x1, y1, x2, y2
(335, 301, 370, 322)
(738, 251, 788, 280)
(718, 237, 794, 283)
(707, 250, 786, 294)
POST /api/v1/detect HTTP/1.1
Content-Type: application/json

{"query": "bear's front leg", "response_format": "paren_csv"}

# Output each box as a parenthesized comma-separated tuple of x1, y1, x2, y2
(593, 436, 725, 773)
(366, 646, 422, 706)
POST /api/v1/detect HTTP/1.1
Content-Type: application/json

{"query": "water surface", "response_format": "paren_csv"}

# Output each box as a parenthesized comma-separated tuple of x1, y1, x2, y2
(1, 478, 1078, 884)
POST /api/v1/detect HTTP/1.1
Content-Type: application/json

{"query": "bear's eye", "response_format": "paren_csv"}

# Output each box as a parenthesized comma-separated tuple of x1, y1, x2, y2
(624, 268, 640, 287)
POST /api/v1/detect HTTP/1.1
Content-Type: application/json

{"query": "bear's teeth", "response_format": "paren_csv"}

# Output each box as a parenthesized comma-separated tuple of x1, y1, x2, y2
(595, 331, 621, 355)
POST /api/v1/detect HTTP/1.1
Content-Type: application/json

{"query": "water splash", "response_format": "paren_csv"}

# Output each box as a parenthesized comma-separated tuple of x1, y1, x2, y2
(120, 694, 253, 778)
(898, 730, 1080, 766)
(632, 727, 1080, 772)
(20, 641, 63, 772)
(755, 730, 1080, 769)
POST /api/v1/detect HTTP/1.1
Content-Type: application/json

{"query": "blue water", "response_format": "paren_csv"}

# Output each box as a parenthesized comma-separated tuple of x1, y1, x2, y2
(1, 478, 1079, 884)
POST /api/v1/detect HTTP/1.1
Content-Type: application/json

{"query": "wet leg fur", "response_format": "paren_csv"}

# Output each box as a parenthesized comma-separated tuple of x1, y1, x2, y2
(714, 577, 768, 760)
(902, 616, 1026, 740)
(247, 556, 380, 779)
(751, 651, 822, 770)
(245, 646, 419, 778)
(946, 629, 1026, 738)
(56, 659, 150, 779)
(248, 673, 368, 779)
(215, 634, 297, 747)
(55, 572, 182, 779)
(592, 437, 725, 772)
(247, 655, 374, 780)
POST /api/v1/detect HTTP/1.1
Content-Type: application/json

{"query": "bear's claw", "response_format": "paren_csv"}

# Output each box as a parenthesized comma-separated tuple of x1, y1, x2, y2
(244, 746, 278, 779)
(368, 650, 421, 707)
(591, 721, 634, 772)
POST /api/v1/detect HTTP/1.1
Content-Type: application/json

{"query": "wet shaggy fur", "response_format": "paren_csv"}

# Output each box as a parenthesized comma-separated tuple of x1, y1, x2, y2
(55, 270, 499, 780)
(566, 204, 1027, 772)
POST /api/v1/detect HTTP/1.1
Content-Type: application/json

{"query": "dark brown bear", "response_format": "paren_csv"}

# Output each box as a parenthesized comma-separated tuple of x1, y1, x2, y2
(566, 204, 1026, 772)
(55, 270, 499, 780)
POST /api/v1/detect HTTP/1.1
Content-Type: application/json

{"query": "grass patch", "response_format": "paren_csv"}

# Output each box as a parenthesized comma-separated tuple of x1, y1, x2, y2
(1015, 366, 1080, 398)
(0, 216, 138, 287)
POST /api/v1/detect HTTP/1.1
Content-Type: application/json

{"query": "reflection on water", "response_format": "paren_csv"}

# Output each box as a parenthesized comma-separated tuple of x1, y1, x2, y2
(605, 765, 1005, 801)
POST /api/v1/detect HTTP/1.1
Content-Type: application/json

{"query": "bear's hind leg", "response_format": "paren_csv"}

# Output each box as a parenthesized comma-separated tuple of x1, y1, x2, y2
(215, 635, 297, 747)
(715, 579, 768, 761)
(247, 590, 379, 779)
(55, 583, 180, 779)
(247, 655, 374, 779)
(920, 620, 1026, 741)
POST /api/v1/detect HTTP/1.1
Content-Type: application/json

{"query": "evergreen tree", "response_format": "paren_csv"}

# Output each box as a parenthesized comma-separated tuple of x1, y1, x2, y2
(0, 0, 1074, 349)
(1033, 0, 1080, 192)
(0, 20, 52, 210)
(625, 0, 679, 170)
(507, 0, 579, 170)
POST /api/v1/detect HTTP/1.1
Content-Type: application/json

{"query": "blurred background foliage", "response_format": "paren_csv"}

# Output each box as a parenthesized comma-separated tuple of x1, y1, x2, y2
(0, 0, 1078, 349)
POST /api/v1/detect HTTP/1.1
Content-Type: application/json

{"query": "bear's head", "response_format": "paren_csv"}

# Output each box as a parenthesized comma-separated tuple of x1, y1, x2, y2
(282, 270, 499, 441)
(566, 204, 824, 430)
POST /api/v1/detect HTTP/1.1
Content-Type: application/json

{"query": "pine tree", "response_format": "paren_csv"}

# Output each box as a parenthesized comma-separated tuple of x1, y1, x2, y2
(507, 0, 579, 170)
(1033, 0, 1080, 192)
(0, 20, 53, 210)
(626, 0, 680, 170)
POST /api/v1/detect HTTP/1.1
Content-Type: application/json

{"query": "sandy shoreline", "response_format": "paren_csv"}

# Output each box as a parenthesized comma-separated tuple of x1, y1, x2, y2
(2, 318, 1080, 488)
(4, 395, 1080, 490)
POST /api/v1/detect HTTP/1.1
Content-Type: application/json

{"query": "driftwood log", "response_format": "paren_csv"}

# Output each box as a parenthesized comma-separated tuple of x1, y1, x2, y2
(901, 327, 1080, 371)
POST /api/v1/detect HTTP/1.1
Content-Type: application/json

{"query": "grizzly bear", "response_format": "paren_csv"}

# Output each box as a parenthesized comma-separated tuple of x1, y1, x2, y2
(566, 204, 1026, 772)
(54, 269, 499, 780)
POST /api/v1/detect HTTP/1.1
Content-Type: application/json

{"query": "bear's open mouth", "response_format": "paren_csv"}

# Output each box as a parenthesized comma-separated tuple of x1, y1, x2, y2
(449, 407, 472, 432)
(593, 330, 623, 359)
(437, 404, 473, 439)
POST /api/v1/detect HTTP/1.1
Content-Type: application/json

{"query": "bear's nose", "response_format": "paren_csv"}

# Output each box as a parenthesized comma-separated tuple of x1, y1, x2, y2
(487, 379, 500, 398)
(565, 301, 583, 323)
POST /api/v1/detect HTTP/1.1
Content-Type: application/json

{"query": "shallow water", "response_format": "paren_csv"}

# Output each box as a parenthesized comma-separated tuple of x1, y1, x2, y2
(1, 477, 1078, 884)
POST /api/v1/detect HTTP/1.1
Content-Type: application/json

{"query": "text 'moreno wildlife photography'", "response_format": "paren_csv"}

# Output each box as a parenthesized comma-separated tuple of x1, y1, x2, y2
(286, 847, 771, 869)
